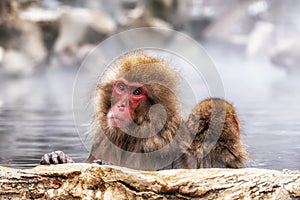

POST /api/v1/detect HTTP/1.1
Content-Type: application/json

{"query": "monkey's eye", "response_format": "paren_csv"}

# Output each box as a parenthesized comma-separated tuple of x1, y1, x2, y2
(117, 82, 126, 91)
(133, 88, 142, 96)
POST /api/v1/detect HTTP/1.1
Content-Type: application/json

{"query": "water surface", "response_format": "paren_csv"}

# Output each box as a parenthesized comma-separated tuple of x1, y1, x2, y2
(0, 62, 299, 170)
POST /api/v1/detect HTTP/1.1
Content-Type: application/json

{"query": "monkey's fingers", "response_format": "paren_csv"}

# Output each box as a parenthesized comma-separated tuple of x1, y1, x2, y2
(40, 151, 74, 165)
(93, 159, 111, 165)
(40, 153, 51, 165)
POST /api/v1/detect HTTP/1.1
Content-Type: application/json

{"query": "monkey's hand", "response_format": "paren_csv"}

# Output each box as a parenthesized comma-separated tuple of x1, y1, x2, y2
(93, 159, 111, 165)
(40, 150, 74, 165)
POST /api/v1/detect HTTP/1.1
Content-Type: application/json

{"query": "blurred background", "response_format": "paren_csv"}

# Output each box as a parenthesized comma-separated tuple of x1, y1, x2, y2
(0, 0, 299, 170)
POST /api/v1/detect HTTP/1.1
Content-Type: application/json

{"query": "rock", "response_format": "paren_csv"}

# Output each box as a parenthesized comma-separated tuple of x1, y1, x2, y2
(271, 39, 300, 72)
(2, 49, 36, 75)
(203, 1, 259, 46)
(0, 164, 299, 199)
(0, 0, 18, 24)
(246, 21, 274, 58)
(19, 7, 61, 22)
(19, 7, 60, 54)
(52, 7, 116, 66)
(0, 46, 4, 63)
(0, 19, 47, 75)
(19, 6, 116, 67)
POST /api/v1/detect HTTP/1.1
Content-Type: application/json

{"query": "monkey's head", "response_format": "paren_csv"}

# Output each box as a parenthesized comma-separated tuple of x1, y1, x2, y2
(95, 52, 182, 151)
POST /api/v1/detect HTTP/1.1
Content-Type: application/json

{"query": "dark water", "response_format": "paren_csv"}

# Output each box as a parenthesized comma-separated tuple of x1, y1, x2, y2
(239, 95, 300, 170)
(0, 69, 89, 168)
(0, 63, 299, 170)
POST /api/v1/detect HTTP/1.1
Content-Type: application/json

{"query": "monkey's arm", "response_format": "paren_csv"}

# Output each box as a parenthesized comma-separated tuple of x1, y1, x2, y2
(86, 133, 112, 165)
(186, 98, 248, 168)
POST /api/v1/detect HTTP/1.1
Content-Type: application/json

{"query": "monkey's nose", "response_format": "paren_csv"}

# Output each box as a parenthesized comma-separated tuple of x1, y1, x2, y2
(118, 104, 125, 108)
(117, 104, 125, 111)
(117, 100, 128, 110)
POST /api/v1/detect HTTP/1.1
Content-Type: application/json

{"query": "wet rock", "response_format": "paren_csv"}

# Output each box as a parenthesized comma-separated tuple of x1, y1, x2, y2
(0, 164, 299, 199)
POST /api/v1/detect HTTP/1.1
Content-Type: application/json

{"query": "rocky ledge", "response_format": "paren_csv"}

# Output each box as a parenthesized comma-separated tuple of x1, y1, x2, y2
(0, 163, 299, 199)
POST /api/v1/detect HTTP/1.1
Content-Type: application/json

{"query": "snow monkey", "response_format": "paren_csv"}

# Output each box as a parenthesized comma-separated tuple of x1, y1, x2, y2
(40, 52, 247, 170)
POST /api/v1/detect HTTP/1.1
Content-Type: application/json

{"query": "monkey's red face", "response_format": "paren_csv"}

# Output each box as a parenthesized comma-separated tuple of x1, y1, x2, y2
(108, 78, 148, 128)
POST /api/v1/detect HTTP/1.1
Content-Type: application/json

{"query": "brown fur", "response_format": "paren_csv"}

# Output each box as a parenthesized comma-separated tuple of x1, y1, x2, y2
(183, 98, 247, 168)
(88, 51, 248, 170)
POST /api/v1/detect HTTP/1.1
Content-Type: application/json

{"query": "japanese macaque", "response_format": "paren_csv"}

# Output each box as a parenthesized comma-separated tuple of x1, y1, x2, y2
(40, 52, 248, 170)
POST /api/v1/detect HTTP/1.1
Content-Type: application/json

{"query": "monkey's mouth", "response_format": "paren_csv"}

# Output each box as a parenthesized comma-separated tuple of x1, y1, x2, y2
(108, 117, 129, 128)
